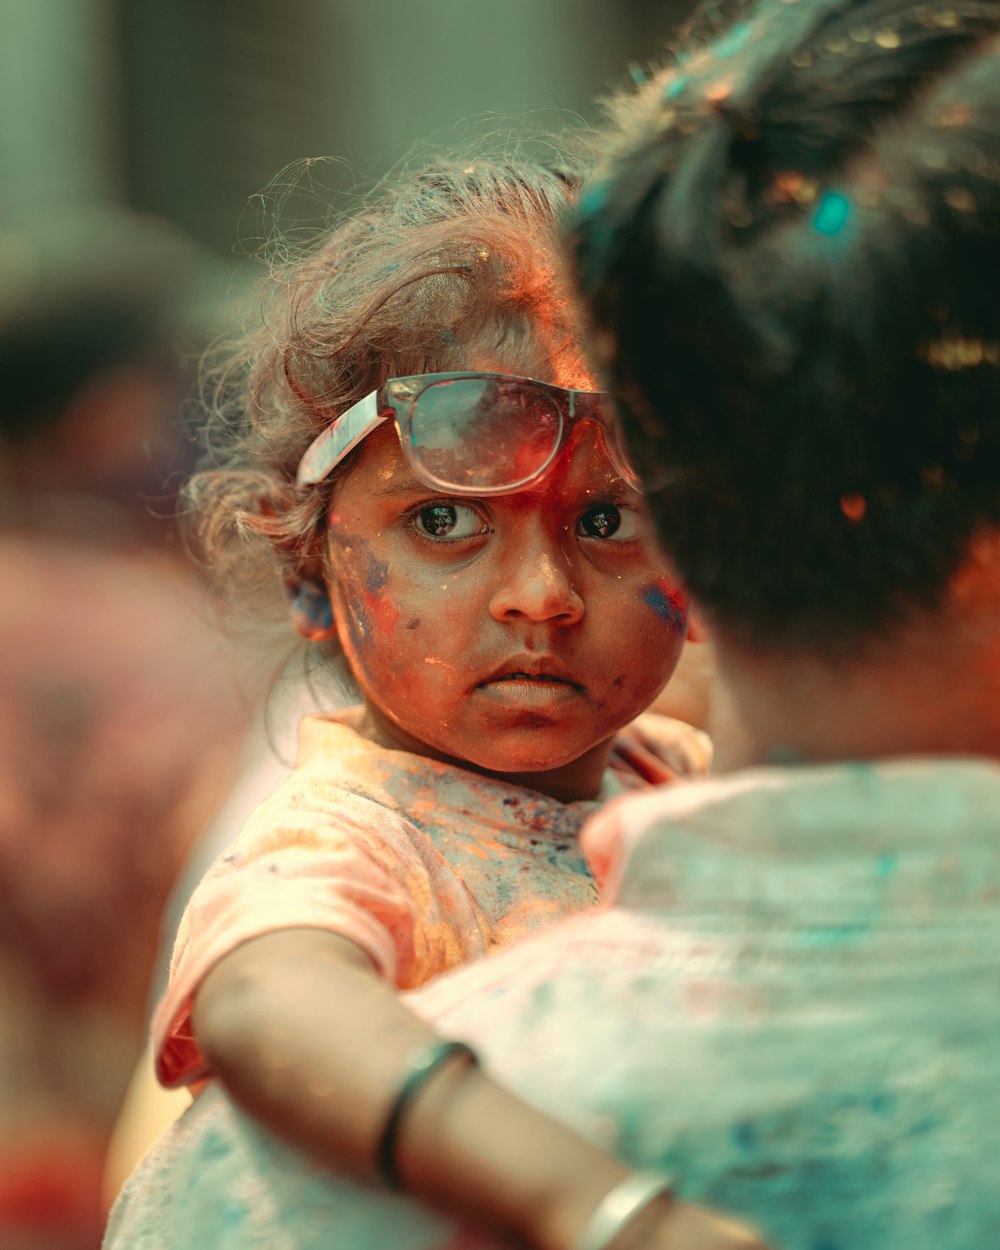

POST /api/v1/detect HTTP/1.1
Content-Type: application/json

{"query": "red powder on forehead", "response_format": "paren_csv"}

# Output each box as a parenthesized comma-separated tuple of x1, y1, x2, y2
(497, 251, 590, 383)
(504, 259, 564, 320)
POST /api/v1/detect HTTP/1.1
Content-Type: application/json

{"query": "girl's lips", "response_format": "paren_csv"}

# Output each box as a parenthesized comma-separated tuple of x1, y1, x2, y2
(477, 656, 584, 690)
(475, 674, 584, 708)
(487, 671, 582, 687)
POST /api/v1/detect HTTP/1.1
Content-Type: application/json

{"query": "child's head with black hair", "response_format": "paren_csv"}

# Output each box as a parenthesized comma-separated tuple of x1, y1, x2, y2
(569, 0, 1000, 656)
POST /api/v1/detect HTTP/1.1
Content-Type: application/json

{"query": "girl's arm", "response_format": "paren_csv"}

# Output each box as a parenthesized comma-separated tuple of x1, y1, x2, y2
(194, 928, 767, 1250)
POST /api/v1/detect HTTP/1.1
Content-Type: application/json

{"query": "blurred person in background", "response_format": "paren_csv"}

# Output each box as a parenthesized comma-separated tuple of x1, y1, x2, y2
(0, 211, 262, 1250)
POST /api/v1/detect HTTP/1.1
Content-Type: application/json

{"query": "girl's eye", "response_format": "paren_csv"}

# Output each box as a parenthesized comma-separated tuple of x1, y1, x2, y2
(577, 503, 639, 540)
(412, 502, 487, 540)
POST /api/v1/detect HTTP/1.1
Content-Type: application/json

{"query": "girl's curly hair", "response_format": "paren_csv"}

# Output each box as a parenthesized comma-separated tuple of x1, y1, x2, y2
(187, 152, 588, 650)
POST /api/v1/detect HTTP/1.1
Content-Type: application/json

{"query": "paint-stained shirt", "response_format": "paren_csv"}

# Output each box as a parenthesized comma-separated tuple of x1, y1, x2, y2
(153, 704, 709, 1087)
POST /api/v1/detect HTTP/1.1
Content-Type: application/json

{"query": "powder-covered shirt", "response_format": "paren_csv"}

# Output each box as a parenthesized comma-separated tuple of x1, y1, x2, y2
(153, 705, 709, 1087)
(112, 757, 1000, 1250)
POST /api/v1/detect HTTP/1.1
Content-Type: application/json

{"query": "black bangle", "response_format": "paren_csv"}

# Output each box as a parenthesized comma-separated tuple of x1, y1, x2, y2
(376, 1039, 479, 1191)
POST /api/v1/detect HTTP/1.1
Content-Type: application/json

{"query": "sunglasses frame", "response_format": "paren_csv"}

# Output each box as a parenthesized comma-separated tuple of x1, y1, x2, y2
(295, 371, 639, 494)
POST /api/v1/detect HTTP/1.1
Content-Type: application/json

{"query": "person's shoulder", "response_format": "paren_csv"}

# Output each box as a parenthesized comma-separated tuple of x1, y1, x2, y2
(288, 707, 404, 794)
(295, 705, 369, 765)
(229, 709, 394, 845)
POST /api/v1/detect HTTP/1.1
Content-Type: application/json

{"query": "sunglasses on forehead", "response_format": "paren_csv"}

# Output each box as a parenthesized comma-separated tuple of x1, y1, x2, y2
(295, 371, 641, 495)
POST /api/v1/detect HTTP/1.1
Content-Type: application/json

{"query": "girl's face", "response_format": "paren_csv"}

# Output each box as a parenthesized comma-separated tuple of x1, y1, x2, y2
(322, 362, 689, 801)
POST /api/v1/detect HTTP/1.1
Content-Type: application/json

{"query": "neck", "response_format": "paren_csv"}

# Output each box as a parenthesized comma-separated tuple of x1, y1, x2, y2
(358, 705, 611, 803)
(476, 739, 613, 803)
(708, 587, 1000, 773)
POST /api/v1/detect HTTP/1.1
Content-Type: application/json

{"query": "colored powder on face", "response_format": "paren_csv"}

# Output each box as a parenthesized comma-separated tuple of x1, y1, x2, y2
(365, 589, 400, 648)
(366, 555, 390, 594)
(360, 554, 399, 649)
(641, 579, 688, 631)
(344, 600, 371, 654)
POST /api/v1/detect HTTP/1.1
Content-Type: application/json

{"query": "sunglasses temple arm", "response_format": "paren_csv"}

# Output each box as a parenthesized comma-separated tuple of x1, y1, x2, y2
(296, 392, 389, 487)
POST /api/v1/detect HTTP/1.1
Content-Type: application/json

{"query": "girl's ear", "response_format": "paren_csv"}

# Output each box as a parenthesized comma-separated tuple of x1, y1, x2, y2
(684, 605, 708, 644)
(285, 577, 337, 641)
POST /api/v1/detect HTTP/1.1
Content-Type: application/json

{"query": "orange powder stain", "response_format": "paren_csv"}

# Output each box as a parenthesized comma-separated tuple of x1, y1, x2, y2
(455, 841, 491, 861)
(366, 590, 400, 638)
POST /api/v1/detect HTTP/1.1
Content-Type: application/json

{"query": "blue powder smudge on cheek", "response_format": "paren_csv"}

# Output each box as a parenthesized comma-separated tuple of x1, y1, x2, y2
(366, 554, 390, 593)
(642, 582, 687, 631)
(344, 602, 371, 655)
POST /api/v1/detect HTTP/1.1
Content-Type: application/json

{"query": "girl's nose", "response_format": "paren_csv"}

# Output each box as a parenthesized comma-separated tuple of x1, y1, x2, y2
(488, 549, 585, 625)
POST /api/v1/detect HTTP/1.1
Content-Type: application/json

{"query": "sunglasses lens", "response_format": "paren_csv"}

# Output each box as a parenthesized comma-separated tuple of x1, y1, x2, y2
(408, 378, 561, 491)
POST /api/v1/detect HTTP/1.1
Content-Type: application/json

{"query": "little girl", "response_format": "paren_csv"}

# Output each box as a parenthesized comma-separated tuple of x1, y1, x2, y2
(132, 154, 751, 1250)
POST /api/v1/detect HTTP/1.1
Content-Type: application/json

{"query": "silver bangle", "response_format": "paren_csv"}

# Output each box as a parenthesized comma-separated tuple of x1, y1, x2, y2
(572, 1170, 675, 1250)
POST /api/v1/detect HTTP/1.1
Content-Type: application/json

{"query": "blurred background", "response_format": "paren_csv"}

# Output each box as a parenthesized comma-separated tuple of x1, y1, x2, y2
(1, 0, 692, 283)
